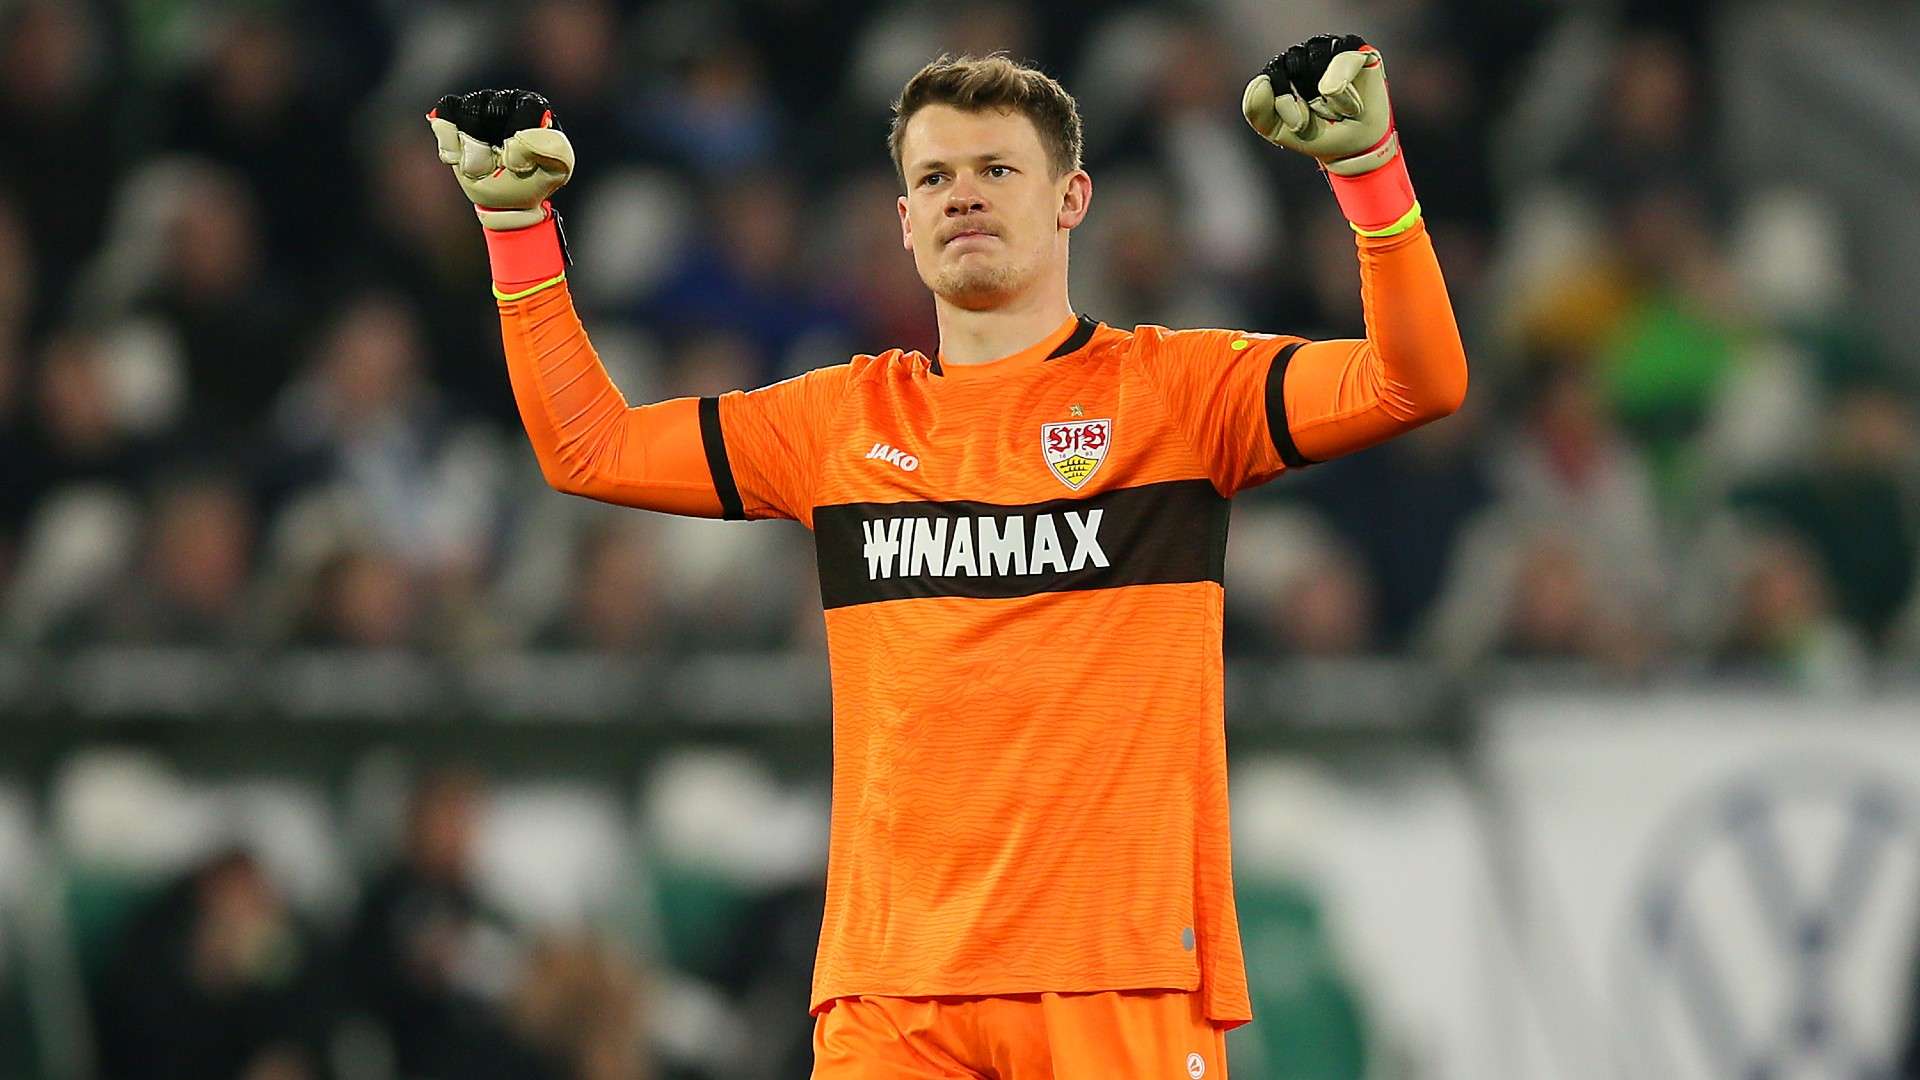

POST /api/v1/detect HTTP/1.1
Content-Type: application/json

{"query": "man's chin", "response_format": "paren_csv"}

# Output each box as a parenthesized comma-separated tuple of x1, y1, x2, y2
(929, 261, 1028, 310)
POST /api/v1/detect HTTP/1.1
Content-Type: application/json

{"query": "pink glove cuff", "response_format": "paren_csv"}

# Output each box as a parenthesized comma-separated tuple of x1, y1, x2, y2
(482, 205, 565, 287)
(1326, 150, 1416, 233)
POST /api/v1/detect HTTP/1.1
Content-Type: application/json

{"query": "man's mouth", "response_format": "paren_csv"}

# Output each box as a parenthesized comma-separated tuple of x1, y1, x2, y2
(943, 227, 997, 246)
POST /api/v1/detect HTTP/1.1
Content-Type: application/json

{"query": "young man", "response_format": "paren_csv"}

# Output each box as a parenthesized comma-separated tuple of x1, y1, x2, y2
(429, 33, 1465, 1078)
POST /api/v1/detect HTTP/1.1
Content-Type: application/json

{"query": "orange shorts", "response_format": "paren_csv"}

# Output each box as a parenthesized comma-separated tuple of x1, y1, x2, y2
(811, 990, 1229, 1079)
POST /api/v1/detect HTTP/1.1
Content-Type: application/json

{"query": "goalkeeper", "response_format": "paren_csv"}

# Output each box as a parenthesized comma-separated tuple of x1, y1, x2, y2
(432, 33, 1464, 1077)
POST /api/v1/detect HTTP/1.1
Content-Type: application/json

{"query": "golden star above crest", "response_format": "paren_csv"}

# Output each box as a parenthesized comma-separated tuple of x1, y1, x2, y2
(1068, 404, 1084, 417)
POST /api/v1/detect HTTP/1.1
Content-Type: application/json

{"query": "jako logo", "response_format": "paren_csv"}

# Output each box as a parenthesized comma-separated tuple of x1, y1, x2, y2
(866, 442, 919, 471)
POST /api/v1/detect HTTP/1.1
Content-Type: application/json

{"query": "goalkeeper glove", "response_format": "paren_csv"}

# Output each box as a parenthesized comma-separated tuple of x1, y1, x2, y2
(1242, 34, 1420, 237)
(428, 89, 574, 229)
(429, 89, 575, 294)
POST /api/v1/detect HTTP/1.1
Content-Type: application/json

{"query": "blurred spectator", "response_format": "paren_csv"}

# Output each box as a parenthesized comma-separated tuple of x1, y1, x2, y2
(162, 12, 355, 280)
(1413, 355, 1681, 672)
(1594, 187, 1740, 472)
(1274, 549, 1378, 657)
(640, 38, 781, 177)
(0, 350, 19, 590)
(1731, 379, 1920, 646)
(264, 292, 505, 579)
(1421, 518, 1651, 676)
(289, 547, 421, 650)
(1495, 529, 1637, 669)
(1, 2, 119, 328)
(0, 199, 35, 344)
(1561, 30, 1721, 211)
(2, 483, 144, 647)
(532, 518, 662, 653)
(1493, 357, 1667, 620)
(652, 512, 822, 654)
(61, 470, 257, 647)
(93, 849, 330, 1080)
(128, 162, 301, 437)
(823, 170, 937, 357)
(1287, 413, 1496, 647)
(485, 0, 652, 214)
(343, 769, 532, 1080)
(1073, 169, 1237, 331)
(1713, 529, 1870, 695)
(1380, 33, 1495, 310)
(1382, 36, 1495, 235)
(1512, 31, 1744, 484)
(355, 117, 502, 423)
(641, 170, 854, 380)
(666, 330, 766, 399)
(15, 331, 157, 516)
(1225, 508, 1378, 657)
(509, 934, 652, 1080)
(1094, 20, 1281, 302)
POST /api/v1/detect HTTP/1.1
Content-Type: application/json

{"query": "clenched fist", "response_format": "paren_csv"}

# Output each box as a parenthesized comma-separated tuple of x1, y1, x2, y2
(428, 89, 575, 231)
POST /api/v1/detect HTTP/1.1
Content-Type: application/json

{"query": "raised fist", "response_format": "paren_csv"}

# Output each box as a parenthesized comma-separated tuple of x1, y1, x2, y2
(427, 89, 575, 230)
(1242, 35, 1398, 178)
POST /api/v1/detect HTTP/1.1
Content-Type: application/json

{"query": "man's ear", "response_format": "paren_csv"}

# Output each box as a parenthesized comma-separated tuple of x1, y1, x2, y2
(1058, 170, 1092, 231)
(898, 194, 913, 251)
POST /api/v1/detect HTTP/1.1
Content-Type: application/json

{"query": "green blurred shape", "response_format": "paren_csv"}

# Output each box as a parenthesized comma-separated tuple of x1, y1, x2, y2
(0, 907, 43, 1080)
(60, 868, 159, 989)
(1600, 293, 1735, 452)
(1229, 878, 1370, 1080)
(646, 863, 757, 981)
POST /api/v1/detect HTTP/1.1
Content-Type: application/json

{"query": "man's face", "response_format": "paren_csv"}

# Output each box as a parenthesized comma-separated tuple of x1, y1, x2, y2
(897, 104, 1089, 310)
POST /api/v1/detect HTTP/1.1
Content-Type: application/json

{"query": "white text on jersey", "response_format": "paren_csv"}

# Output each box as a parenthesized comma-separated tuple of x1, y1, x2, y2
(865, 443, 920, 471)
(860, 510, 1108, 580)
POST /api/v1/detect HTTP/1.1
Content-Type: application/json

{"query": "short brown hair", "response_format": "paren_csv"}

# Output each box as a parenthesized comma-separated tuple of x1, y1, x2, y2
(888, 53, 1084, 190)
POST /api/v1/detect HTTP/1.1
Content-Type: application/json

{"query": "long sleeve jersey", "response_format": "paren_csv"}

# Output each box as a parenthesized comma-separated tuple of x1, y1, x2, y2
(492, 219, 1466, 1025)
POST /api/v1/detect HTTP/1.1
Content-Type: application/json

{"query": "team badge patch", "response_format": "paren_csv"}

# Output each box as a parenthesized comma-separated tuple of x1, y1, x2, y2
(1041, 418, 1112, 490)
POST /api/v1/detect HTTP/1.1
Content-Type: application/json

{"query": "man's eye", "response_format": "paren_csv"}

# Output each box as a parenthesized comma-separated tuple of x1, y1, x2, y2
(987, 165, 1012, 178)
(920, 173, 945, 187)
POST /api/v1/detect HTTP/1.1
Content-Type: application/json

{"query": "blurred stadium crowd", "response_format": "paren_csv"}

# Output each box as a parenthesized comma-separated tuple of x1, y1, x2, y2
(1, 751, 837, 1078)
(5, 0, 1920, 1077)
(6, 0, 1917, 691)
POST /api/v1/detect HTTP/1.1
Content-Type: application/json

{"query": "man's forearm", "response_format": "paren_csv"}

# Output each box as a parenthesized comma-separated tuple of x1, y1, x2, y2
(1279, 219, 1468, 463)
(430, 92, 729, 516)
(1243, 35, 1467, 464)
(495, 248, 724, 517)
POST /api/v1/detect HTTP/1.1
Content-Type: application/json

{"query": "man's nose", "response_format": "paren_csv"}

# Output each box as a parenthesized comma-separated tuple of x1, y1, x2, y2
(944, 179, 986, 215)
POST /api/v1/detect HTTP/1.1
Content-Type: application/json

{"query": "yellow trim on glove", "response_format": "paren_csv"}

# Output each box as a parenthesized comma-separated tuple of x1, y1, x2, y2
(492, 272, 568, 302)
(1351, 201, 1422, 238)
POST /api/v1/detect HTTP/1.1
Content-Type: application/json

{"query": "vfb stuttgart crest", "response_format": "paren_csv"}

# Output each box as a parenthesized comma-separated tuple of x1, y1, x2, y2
(1041, 418, 1111, 490)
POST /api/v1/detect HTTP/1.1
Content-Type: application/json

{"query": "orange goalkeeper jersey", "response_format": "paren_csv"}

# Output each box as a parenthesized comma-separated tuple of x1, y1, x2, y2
(494, 221, 1466, 1026)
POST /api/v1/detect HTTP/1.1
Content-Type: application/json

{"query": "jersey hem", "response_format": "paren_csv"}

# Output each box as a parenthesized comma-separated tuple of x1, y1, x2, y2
(810, 969, 1209, 1014)
(810, 982, 1253, 1029)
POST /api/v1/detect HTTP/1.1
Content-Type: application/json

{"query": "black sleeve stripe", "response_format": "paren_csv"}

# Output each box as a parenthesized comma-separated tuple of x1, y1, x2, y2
(1265, 341, 1316, 470)
(697, 396, 746, 520)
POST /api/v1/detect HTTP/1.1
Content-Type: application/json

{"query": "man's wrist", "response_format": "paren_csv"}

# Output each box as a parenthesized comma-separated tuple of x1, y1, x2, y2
(1325, 152, 1418, 236)
(483, 204, 567, 288)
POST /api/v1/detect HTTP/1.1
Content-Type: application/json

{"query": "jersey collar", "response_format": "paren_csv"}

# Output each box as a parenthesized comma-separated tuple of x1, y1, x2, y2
(929, 314, 1100, 379)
